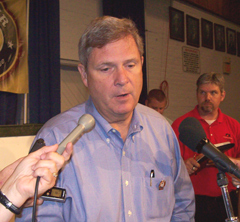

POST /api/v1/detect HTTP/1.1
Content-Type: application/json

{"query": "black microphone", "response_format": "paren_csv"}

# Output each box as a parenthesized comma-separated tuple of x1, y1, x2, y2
(179, 117, 240, 179)
(29, 138, 46, 153)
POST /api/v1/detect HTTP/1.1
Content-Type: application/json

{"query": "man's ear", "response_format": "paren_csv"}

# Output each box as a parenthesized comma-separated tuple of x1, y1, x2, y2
(78, 64, 88, 87)
(221, 90, 226, 102)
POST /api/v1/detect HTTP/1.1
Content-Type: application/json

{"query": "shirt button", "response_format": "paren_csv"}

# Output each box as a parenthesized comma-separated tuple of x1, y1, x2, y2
(132, 135, 135, 142)
(123, 151, 126, 156)
(112, 129, 116, 133)
(210, 134, 213, 136)
(128, 210, 132, 216)
(106, 138, 110, 143)
(134, 125, 137, 129)
(125, 180, 129, 186)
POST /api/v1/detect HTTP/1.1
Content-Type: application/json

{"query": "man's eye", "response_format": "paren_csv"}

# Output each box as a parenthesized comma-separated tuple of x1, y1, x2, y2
(100, 67, 110, 72)
(127, 63, 136, 68)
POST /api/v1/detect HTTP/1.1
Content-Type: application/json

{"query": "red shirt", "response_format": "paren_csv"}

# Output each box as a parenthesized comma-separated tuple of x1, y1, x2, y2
(172, 105, 240, 196)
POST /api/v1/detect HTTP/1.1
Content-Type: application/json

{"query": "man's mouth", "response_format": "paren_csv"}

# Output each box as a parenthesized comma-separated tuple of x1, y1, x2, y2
(203, 101, 212, 105)
(117, 93, 128, 97)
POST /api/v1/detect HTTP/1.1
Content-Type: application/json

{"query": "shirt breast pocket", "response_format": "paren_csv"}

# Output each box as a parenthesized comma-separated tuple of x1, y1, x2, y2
(144, 176, 174, 219)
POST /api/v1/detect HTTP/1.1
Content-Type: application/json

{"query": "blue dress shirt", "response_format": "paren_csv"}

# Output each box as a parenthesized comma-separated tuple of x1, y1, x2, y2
(16, 97, 195, 222)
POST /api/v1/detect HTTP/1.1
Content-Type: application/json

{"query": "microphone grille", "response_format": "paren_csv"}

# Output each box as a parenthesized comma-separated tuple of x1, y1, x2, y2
(78, 114, 95, 132)
(179, 117, 206, 152)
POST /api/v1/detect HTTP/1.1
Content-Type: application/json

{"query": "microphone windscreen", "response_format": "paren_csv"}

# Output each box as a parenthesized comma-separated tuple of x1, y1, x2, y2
(179, 117, 206, 152)
(78, 113, 95, 132)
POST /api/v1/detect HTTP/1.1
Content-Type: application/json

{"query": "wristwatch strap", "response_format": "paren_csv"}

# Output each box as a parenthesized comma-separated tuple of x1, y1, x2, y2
(0, 190, 21, 215)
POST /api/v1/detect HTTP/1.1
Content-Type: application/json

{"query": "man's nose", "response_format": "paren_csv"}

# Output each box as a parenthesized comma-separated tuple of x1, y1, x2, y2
(205, 92, 211, 100)
(114, 66, 129, 86)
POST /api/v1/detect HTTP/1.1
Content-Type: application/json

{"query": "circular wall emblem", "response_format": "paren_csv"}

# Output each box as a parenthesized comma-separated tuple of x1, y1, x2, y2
(0, 2, 21, 81)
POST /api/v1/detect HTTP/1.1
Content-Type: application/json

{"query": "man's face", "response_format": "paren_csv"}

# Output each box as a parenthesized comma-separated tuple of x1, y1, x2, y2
(78, 35, 143, 123)
(145, 98, 166, 114)
(197, 83, 225, 116)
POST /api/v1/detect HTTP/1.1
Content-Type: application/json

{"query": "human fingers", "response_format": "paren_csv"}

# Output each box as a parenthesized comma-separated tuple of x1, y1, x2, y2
(32, 144, 59, 160)
(190, 162, 200, 174)
(184, 159, 194, 175)
(39, 152, 65, 172)
(61, 142, 73, 162)
(185, 158, 200, 175)
(191, 159, 201, 168)
(232, 177, 240, 188)
(32, 159, 58, 175)
(40, 142, 73, 170)
(206, 160, 214, 166)
(9, 145, 59, 179)
(229, 157, 240, 168)
(13, 166, 56, 201)
(33, 167, 57, 195)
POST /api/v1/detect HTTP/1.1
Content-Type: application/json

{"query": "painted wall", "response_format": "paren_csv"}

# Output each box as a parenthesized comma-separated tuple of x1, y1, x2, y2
(0, 136, 35, 170)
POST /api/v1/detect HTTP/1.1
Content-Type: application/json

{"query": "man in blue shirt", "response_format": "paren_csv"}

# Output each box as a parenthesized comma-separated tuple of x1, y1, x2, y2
(17, 16, 195, 221)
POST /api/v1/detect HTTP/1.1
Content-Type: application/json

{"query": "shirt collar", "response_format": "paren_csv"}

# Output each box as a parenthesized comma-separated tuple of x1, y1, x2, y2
(85, 97, 142, 136)
(128, 106, 143, 135)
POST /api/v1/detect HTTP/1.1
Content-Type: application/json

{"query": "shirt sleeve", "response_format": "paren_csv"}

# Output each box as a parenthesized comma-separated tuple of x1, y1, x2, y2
(170, 131, 195, 222)
(172, 119, 185, 157)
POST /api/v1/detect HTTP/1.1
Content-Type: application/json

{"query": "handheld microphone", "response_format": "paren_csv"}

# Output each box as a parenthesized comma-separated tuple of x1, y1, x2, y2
(29, 113, 95, 218)
(179, 117, 240, 179)
(57, 114, 95, 154)
(29, 114, 95, 154)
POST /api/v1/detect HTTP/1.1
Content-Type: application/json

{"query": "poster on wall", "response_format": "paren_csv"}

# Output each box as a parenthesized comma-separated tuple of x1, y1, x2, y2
(0, 0, 28, 94)
(169, 7, 184, 42)
(201, 18, 213, 49)
(226, 28, 236, 55)
(182, 46, 200, 74)
(186, 15, 199, 48)
(214, 24, 225, 52)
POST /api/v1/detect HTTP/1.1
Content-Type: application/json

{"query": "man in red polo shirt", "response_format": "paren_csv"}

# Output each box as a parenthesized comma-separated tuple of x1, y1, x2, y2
(172, 72, 240, 222)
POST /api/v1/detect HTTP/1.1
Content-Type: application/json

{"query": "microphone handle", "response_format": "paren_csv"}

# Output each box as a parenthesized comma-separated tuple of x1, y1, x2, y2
(57, 124, 84, 154)
(202, 143, 240, 179)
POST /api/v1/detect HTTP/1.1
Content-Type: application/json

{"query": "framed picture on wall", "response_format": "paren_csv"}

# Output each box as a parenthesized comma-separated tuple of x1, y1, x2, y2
(169, 7, 184, 42)
(214, 24, 225, 52)
(237, 32, 240, 57)
(186, 15, 199, 47)
(201, 18, 213, 49)
(227, 28, 236, 55)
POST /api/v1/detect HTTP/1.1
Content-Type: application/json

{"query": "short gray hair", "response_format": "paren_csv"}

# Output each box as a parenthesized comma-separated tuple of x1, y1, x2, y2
(78, 16, 144, 69)
(196, 72, 225, 92)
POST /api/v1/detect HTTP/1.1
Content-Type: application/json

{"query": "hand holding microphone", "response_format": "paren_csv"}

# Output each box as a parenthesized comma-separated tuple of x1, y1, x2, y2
(27, 114, 95, 205)
(30, 114, 95, 155)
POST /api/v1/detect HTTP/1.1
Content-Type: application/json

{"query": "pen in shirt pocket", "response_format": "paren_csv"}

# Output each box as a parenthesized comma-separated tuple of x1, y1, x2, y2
(150, 169, 155, 186)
